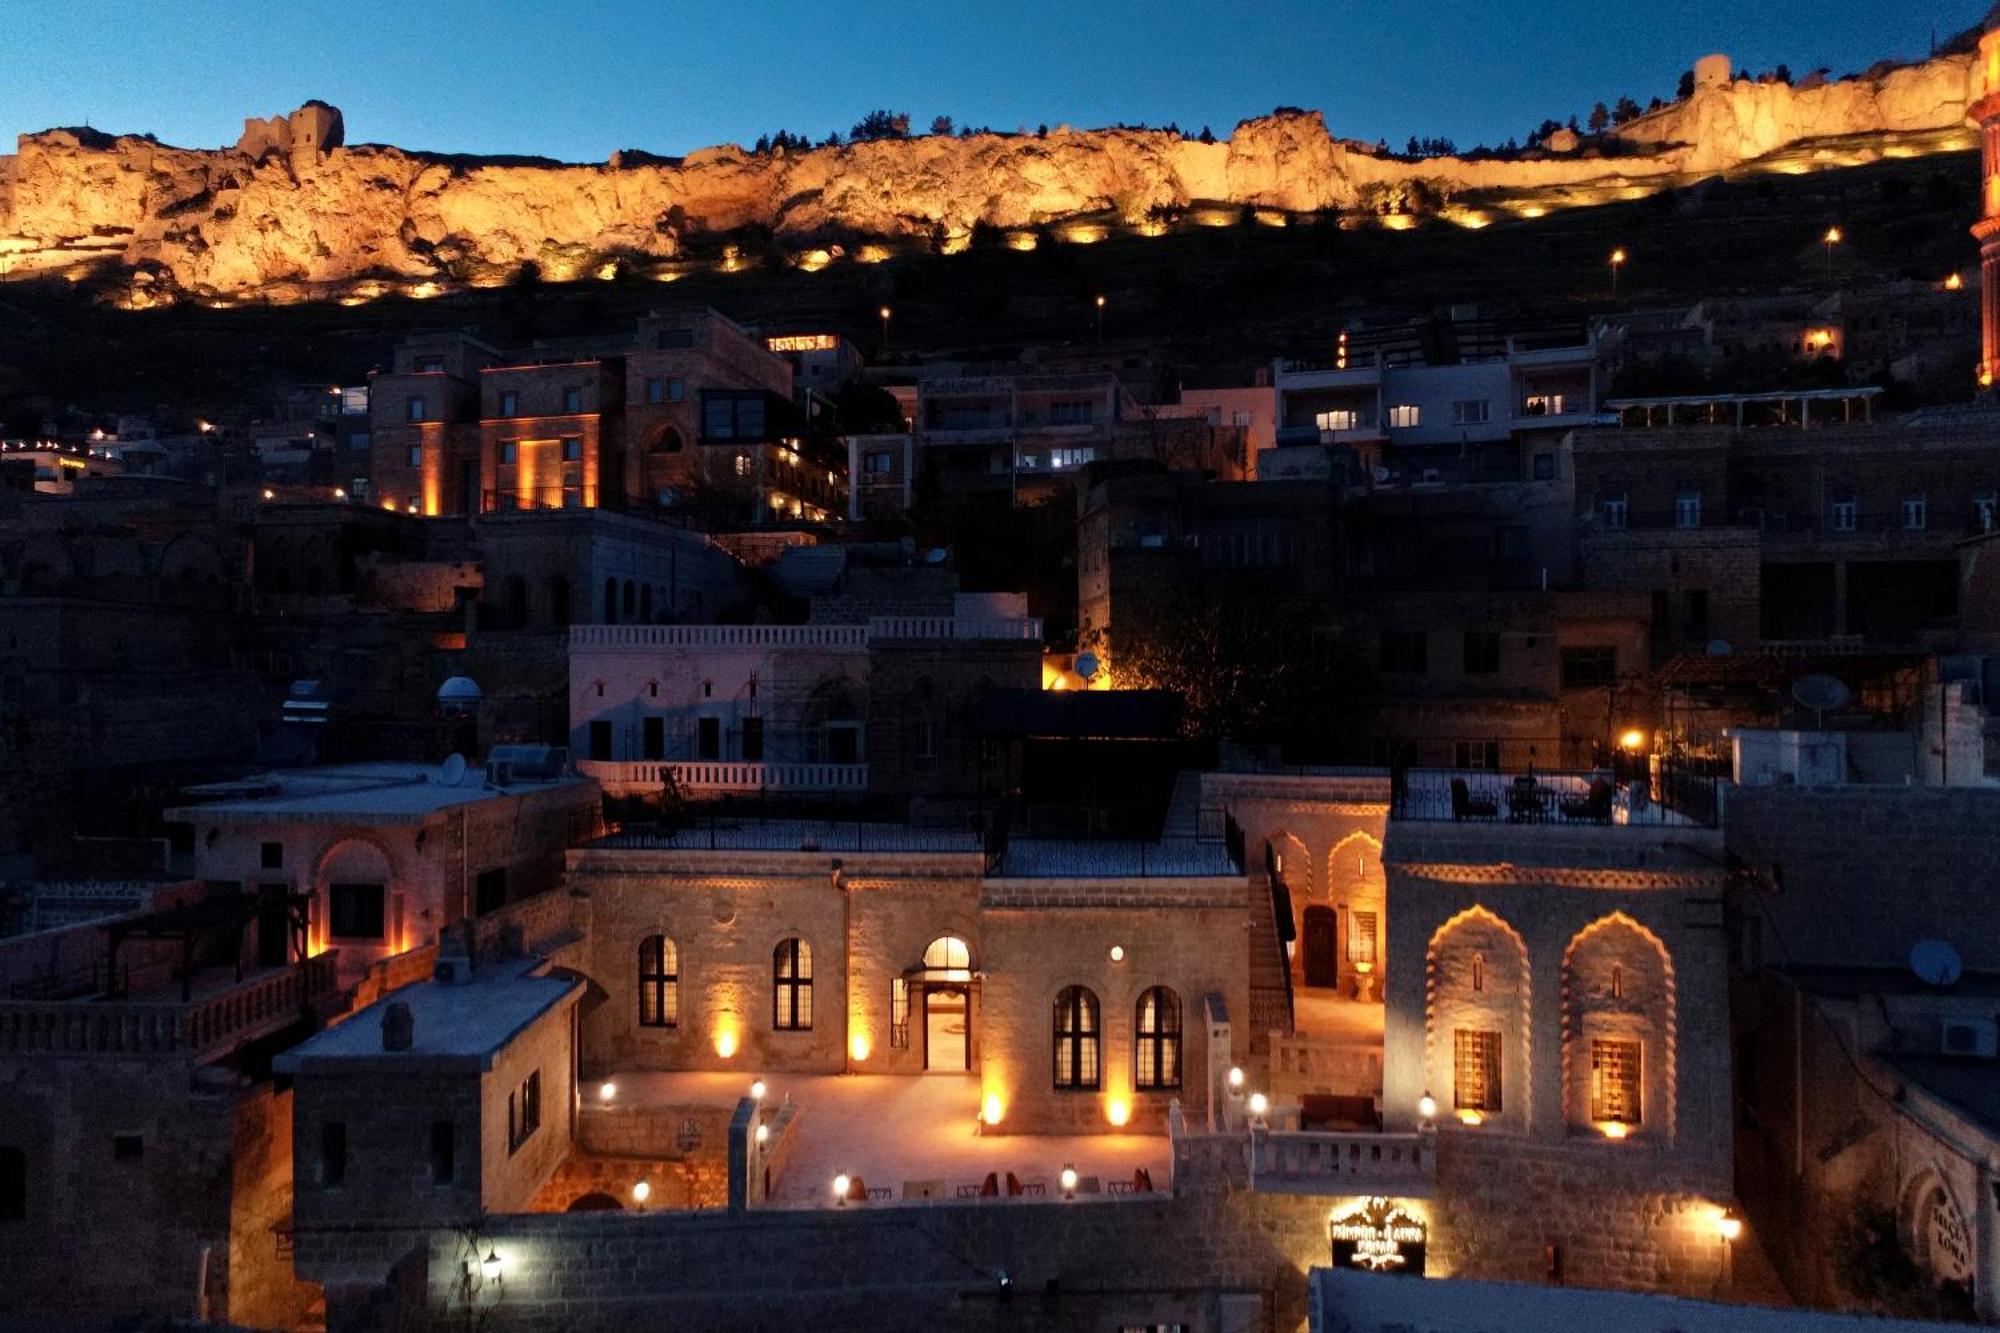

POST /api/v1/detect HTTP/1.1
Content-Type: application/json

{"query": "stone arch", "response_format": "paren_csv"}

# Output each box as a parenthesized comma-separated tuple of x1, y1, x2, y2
(647, 425, 683, 454)
(309, 833, 401, 954)
(1561, 912, 1675, 1140)
(1263, 830, 1313, 898)
(157, 531, 223, 582)
(802, 675, 864, 762)
(1425, 905, 1531, 1130)
(1324, 830, 1382, 896)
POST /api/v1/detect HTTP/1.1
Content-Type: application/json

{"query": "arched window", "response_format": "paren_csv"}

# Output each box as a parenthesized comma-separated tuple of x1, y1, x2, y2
(773, 938, 813, 1030)
(1052, 986, 1100, 1090)
(621, 579, 636, 618)
(603, 577, 618, 624)
(922, 935, 972, 971)
(638, 935, 678, 1028)
(1134, 986, 1182, 1090)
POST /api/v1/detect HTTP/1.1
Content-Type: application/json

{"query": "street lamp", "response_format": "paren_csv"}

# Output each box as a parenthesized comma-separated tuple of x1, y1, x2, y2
(1609, 248, 1627, 298)
(878, 305, 892, 356)
(1094, 293, 1106, 342)
(1823, 226, 1842, 277)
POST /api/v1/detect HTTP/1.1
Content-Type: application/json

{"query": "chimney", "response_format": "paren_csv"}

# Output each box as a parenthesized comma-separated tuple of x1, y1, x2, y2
(381, 1000, 414, 1051)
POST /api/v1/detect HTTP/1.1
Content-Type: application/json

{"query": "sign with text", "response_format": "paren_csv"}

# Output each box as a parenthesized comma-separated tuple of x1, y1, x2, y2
(1329, 1196, 1427, 1275)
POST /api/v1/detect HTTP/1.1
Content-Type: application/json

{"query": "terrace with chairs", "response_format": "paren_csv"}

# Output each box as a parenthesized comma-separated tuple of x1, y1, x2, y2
(1398, 766, 1719, 828)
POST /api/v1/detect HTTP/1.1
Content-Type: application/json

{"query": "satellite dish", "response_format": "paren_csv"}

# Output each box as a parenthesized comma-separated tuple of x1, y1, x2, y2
(1372, 466, 1391, 483)
(440, 753, 469, 787)
(1790, 674, 1851, 720)
(1910, 939, 1964, 988)
(923, 547, 949, 565)
(1074, 653, 1100, 682)
(1706, 639, 1733, 657)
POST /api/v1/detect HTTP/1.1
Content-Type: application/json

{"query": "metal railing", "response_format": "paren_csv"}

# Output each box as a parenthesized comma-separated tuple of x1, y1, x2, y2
(1389, 765, 1720, 828)
(593, 818, 983, 854)
(568, 616, 1043, 648)
(579, 760, 869, 793)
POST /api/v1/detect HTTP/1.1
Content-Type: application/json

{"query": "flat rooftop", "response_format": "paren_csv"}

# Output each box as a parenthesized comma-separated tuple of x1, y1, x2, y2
(276, 957, 580, 1072)
(1886, 1054, 2000, 1139)
(167, 762, 591, 824)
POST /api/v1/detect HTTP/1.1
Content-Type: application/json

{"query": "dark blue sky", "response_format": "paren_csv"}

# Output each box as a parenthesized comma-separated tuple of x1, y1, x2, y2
(1, 1, 1985, 161)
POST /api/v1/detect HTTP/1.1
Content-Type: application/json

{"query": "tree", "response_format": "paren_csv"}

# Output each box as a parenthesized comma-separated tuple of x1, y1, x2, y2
(1588, 102, 1610, 133)
(930, 114, 953, 137)
(1405, 135, 1422, 157)
(1612, 96, 1641, 125)
(849, 110, 910, 142)
(829, 378, 906, 434)
(1567, 114, 1581, 133)
(1677, 69, 1696, 100)
(1198, 125, 1215, 144)
(1773, 63, 1794, 85)
(1036, 123, 1048, 138)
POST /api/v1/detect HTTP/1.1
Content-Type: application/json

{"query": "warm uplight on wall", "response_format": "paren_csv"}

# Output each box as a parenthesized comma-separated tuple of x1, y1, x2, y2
(1458, 1110, 1484, 1127)
(1716, 1209, 1744, 1242)
(982, 1093, 1005, 1127)
(1600, 1120, 1630, 1140)
(1007, 231, 1037, 252)
(849, 1034, 872, 1062)
(714, 1027, 739, 1059)
(1106, 1097, 1132, 1128)
(598, 1080, 617, 1103)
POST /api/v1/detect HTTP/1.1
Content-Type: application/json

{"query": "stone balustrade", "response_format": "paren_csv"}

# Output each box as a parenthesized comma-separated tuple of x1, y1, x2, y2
(570, 616, 1042, 650)
(578, 760, 869, 793)
(1249, 1127, 1435, 1197)
(0, 950, 337, 1061)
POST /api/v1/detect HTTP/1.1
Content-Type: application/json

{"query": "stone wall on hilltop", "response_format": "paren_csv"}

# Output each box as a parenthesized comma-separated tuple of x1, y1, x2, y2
(0, 49, 1978, 304)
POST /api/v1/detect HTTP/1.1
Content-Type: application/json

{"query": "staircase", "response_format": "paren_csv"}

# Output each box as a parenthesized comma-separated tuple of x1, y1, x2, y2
(1245, 851, 1295, 1058)
(1161, 769, 1203, 839)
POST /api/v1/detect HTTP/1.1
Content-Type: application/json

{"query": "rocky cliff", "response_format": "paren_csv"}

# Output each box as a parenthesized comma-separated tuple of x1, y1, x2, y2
(0, 50, 1978, 305)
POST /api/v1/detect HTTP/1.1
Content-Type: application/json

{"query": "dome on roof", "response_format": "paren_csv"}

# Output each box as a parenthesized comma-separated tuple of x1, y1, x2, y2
(437, 676, 483, 703)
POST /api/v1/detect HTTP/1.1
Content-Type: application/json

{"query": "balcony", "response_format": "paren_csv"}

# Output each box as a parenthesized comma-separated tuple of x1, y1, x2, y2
(579, 760, 868, 794)
(0, 951, 338, 1063)
(1389, 766, 1720, 828)
(569, 617, 1042, 649)
(1250, 1127, 1435, 1197)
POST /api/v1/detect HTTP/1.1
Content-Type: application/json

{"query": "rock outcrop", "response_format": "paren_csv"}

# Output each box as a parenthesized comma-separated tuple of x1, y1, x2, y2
(0, 52, 1979, 306)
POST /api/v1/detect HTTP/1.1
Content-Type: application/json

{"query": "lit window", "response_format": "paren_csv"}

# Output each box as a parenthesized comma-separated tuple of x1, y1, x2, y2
(1590, 1039, 1641, 1124)
(1232, 409, 1253, 427)
(638, 935, 678, 1028)
(773, 938, 813, 1030)
(1524, 393, 1566, 416)
(1349, 912, 1378, 966)
(1902, 495, 1927, 531)
(1453, 1028, 1502, 1112)
(1134, 986, 1182, 1091)
(1315, 409, 1361, 432)
(1053, 985, 1100, 1090)
(733, 454, 750, 477)
(1386, 404, 1421, 429)
(922, 936, 972, 971)
(1975, 495, 1997, 532)
(889, 978, 910, 1049)
(1451, 399, 1490, 425)
(1052, 446, 1097, 469)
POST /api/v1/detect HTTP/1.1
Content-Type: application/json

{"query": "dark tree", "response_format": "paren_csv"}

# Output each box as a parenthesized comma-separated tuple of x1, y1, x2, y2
(1677, 69, 1696, 99)
(1612, 96, 1641, 124)
(930, 114, 953, 136)
(1588, 102, 1610, 133)
(1773, 63, 1793, 85)
(849, 110, 911, 142)
(1198, 125, 1215, 144)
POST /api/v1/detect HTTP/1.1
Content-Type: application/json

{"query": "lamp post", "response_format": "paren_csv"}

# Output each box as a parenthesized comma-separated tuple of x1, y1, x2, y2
(1823, 226, 1841, 278)
(878, 305, 892, 357)
(1094, 293, 1106, 343)
(1609, 248, 1627, 299)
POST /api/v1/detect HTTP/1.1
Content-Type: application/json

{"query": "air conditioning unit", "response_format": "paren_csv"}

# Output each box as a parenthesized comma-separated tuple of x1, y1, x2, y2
(1940, 1019, 1998, 1058)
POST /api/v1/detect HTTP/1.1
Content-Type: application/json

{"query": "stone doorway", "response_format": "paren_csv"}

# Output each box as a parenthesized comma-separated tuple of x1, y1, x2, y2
(1303, 906, 1338, 988)
(924, 986, 970, 1071)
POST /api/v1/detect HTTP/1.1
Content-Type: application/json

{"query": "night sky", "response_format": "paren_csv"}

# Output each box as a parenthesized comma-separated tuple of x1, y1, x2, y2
(0, 0, 1986, 162)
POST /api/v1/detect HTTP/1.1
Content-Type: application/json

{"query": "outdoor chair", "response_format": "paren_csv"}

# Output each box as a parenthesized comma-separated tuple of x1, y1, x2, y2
(1450, 778, 1498, 821)
(1560, 778, 1615, 823)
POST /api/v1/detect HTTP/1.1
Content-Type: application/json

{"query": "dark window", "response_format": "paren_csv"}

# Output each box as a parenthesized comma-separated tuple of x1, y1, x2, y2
(1532, 452, 1556, 480)
(588, 720, 613, 762)
(1683, 590, 1710, 644)
(642, 717, 665, 761)
(639, 935, 679, 1028)
(320, 1121, 347, 1187)
(406, 444, 423, 468)
(415, 357, 444, 374)
(0, 1146, 21, 1220)
(668, 378, 685, 402)
(475, 868, 508, 915)
(430, 1121, 455, 1185)
(499, 440, 517, 465)
(1453, 740, 1500, 770)
(741, 716, 764, 762)
(1134, 986, 1181, 1091)
(1560, 647, 1617, 689)
(112, 1134, 143, 1161)
(328, 884, 385, 940)
(1381, 631, 1428, 674)
(261, 842, 284, 870)
(697, 716, 720, 761)
(702, 392, 768, 441)
(645, 377, 664, 404)
(562, 387, 584, 414)
(603, 577, 618, 623)
(773, 938, 813, 1030)
(1462, 632, 1500, 675)
(1053, 986, 1101, 1090)
(406, 396, 426, 422)
(498, 390, 518, 417)
(562, 436, 582, 462)
(508, 1071, 542, 1153)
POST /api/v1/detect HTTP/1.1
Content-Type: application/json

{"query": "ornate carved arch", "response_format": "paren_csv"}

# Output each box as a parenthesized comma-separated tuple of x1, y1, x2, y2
(1561, 912, 1676, 1140)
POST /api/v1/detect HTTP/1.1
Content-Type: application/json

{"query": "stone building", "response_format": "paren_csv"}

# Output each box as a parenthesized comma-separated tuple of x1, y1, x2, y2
(165, 758, 599, 993)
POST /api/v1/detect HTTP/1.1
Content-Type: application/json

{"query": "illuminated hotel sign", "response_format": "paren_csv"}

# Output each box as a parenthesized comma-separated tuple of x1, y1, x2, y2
(765, 334, 839, 352)
(1329, 1197, 1427, 1275)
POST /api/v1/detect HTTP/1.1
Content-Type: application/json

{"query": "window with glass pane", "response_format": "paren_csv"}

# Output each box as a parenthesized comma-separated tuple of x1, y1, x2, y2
(773, 938, 813, 1030)
(638, 935, 678, 1028)
(1052, 986, 1100, 1089)
(889, 978, 910, 1048)
(1590, 1038, 1641, 1124)
(1601, 495, 1628, 529)
(1350, 912, 1378, 966)
(1134, 986, 1181, 1090)
(1453, 1028, 1502, 1112)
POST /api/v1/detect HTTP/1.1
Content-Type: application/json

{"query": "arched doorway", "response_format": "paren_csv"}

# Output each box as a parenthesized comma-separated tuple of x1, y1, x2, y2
(919, 935, 974, 1072)
(1303, 906, 1338, 988)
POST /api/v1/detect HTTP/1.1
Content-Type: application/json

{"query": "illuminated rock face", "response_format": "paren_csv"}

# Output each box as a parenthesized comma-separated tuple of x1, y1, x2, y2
(0, 49, 1979, 303)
